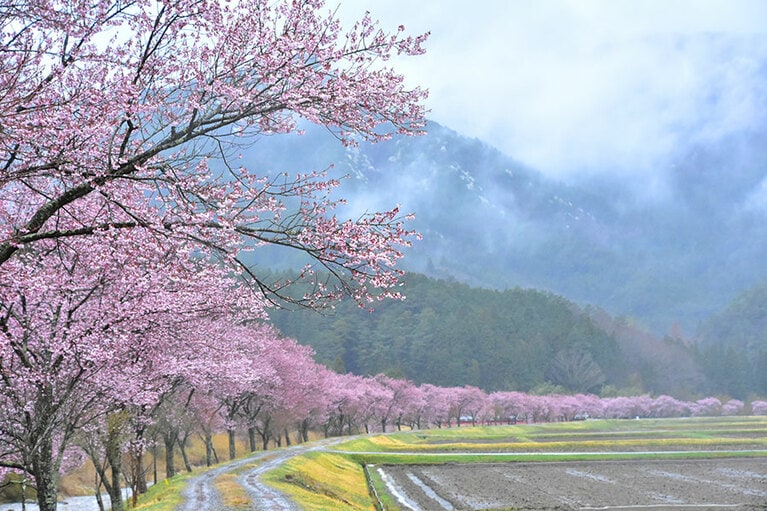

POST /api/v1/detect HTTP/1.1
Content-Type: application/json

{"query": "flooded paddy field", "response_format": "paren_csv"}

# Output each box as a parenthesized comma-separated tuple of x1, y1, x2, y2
(376, 457, 767, 510)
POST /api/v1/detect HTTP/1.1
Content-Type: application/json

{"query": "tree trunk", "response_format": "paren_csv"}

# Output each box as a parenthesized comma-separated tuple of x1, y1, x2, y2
(203, 432, 214, 467)
(130, 449, 147, 509)
(163, 433, 176, 479)
(30, 388, 59, 511)
(260, 430, 270, 451)
(32, 438, 58, 511)
(284, 428, 291, 447)
(106, 426, 124, 511)
(248, 426, 257, 452)
(94, 471, 105, 511)
(136, 450, 148, 494)
(177, 436, 192, 473)
(228, 429, 236, 460)
(152, 444, 158, 485)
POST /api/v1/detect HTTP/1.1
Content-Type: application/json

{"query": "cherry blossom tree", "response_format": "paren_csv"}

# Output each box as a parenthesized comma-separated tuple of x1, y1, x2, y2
(0, 227, 265, 510)
(186, 391, 226, 467)
(751, 400, 767, 415)
(2, 3, 429, 509)
(420, 384, 453, 428)
(489, 391, 528, 424)
(1, 0, 427, 308)
(648, 395, 690, 418)
(691, 397, 722, 417)
(240, 335, 319, 451)
(398, 384, 426, 430)
(721, 399, 744, 416)
(323, 372, 370, 436)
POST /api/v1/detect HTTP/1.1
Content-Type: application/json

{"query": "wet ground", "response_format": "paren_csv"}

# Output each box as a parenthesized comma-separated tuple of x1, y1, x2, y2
(376, 457, 767, 510)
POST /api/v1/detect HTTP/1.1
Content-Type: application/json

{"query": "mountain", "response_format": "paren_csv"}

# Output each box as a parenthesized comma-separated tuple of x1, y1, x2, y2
(268, 272, 709, 397)
(235, 119, 767, 335)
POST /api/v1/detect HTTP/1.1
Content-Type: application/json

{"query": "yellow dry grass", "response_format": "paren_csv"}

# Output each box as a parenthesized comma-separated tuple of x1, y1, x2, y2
(264, 451, 376, 511)
(213, 473, 251, 509)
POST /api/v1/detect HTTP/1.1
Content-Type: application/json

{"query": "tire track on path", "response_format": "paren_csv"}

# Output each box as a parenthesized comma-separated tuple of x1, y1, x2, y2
(176, 437, 353, 511)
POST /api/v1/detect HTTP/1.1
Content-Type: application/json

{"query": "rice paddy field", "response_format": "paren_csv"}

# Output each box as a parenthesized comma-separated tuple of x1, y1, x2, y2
(271, 416, 767, 511)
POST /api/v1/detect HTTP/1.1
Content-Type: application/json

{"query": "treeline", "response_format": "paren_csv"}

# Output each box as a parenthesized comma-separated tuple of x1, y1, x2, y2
(271, 272, 767, 400)
(696, 281, 767, 398)
(270, 273, 628, 393)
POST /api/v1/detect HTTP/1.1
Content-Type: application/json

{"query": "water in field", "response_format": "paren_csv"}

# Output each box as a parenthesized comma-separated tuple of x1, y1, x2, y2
(2, 488, 131, 511)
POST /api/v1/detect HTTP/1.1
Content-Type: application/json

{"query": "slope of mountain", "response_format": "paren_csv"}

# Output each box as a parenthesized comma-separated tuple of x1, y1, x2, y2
(695, 282, 767, 398)
(268, 272, 709, 397)
(234, 119, 767, 334)
(269, 272, 627, 393)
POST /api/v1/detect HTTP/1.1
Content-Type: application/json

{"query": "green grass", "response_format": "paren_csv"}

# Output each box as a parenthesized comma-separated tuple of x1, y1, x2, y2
(364, 464, 402, 511)
(263, 451, 376, 511)
(343, 447, 767, 465)
(333, 417, 767, 454)
(131, 472, 194, 511)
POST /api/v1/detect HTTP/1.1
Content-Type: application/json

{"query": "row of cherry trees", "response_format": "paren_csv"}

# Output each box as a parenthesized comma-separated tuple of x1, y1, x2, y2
(1, 0, 429, 510)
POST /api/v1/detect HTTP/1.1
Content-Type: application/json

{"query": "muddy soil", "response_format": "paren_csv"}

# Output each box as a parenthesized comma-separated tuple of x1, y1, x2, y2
(376, 457, 767, 510)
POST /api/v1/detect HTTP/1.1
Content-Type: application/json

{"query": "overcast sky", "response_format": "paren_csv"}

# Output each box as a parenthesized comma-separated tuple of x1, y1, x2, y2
(338, 1, 767, 183)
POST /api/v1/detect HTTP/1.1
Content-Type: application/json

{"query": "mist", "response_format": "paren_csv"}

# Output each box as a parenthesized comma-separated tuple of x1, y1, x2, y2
(339, 1, 767, 190)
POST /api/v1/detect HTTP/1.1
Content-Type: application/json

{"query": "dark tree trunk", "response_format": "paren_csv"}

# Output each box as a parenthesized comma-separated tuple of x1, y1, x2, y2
(228, 429, 236, 460)
(152, 444, 158, 485)
(260, 430, 271, 451)
(136, 450, 148, 494)
(94, 474, 105, 511)
(163, 433, 176, 479)
(248, 426, 257, 452)
(203, 432, 214, 467)
(106, 424, 124, 511)
(284, 428, 291, 447)
(177, 436, 192, 473)
(32, 435, 58, 511)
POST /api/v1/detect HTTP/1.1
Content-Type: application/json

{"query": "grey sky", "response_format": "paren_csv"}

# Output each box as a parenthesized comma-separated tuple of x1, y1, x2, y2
(338, 1, 767, 183)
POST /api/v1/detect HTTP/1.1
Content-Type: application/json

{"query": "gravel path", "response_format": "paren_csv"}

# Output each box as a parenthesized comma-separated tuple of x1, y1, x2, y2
(177, 437, 350, 511)
(3, 438, 350, 511)
(176, 448, 303, 511)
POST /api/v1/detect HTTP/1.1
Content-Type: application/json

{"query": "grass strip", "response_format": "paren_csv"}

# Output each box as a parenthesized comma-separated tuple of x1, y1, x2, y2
(263, 451, 376, 511)
(346, 449, 767, 465)
(364, 464, 403, 511)
(334, 418, 767, 454)
(213, 472, 251, 509)
(131, 472, 193, 511)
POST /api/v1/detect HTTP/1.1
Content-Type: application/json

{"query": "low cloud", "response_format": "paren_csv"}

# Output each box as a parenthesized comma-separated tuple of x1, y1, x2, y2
(341, 1, 767, 183)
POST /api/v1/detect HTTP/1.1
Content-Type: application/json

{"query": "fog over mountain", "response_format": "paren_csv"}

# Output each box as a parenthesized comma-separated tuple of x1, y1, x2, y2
(235, 106, 767, 336)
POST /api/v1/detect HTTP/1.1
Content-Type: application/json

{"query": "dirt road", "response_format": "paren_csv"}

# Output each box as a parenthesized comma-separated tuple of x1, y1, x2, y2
(177, 437, 351, 511)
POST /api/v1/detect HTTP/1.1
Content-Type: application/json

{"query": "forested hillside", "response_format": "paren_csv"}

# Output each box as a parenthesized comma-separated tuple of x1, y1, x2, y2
(269, 273, 707, 396)
(696, 282, 767, 398)
(270, 271, 767, 400)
